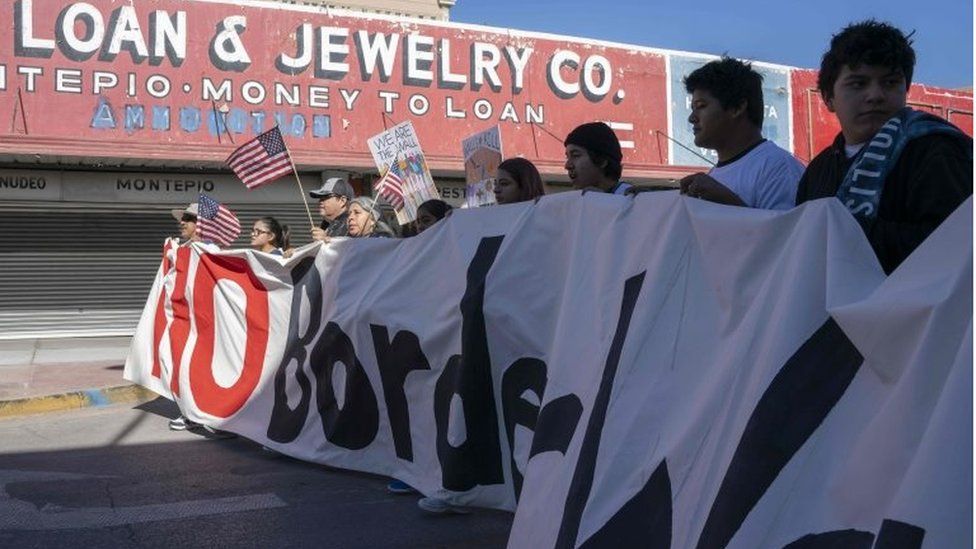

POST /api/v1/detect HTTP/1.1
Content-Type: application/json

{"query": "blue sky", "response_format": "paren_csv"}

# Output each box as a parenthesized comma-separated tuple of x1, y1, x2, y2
(451, 0, 973, 89)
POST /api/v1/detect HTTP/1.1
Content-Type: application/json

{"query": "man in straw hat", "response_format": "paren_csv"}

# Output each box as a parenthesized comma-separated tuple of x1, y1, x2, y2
(171, 202, 201, 245)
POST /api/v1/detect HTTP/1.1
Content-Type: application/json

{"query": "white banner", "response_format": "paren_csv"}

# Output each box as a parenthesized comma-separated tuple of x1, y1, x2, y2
(125, 192, 972, 548)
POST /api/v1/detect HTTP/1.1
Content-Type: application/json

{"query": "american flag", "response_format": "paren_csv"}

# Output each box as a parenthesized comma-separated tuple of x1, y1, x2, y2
(374, 164, 405, 210)
(225, 126, 292, 189)
(196, 194, 241, 247)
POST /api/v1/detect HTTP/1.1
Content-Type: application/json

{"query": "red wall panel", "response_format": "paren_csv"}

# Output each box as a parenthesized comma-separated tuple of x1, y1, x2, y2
(0, 0, 676, 178)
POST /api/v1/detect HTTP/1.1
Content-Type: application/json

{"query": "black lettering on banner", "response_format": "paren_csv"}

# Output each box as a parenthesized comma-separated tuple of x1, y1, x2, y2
(784, 519, 925, 549)
(528, 395, 582, 459)
(371, 324, 432, 461)
(873, 520, 925, 549)
(579, 460, 672, 548)
(501, 358, 547, 499)
(433, 236, 506, 492)
(267, 258, 320, 443)
(694, 318, 863, 549)
(311, 322, 379, 450)
(784, 530, 874, 548)
(555, 271, 646, 548)
(502, 358, 584, 500)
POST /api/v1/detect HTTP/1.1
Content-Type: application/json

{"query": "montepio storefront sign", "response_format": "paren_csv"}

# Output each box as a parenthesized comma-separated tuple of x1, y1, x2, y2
(0, 168, 306, 203)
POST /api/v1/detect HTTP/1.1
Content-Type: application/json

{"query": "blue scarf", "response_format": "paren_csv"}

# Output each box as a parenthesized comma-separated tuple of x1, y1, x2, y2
(837, 107, 971, 229)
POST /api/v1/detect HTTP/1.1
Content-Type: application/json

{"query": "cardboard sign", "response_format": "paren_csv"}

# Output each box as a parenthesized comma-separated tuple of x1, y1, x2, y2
(367, 121, 440, 223)
(462, 126, 503, 208)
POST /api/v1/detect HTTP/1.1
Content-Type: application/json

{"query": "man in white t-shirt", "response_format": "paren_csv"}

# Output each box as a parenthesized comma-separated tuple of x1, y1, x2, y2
(679, 58, 804, 210)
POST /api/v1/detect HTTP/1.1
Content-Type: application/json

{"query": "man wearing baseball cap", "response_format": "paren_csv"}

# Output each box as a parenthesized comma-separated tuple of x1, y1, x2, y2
(309, 176, 356, 241)
(564, 122, 632, 195)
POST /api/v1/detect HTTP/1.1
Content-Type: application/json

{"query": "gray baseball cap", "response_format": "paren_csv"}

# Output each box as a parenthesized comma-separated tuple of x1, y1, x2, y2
(309, 177, 355, 200)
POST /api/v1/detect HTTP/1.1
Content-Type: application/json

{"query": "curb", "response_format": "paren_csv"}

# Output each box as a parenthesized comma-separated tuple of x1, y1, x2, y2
(0, 384, 159, 419)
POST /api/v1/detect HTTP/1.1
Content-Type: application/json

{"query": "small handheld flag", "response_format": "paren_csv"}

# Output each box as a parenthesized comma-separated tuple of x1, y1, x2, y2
(374, 163, 406, 210)
(226, 126, 292, 189)
(196, 194, 241, 247)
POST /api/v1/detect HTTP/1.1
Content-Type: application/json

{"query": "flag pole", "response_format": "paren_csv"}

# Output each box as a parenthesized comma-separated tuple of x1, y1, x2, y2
(275, 125, 315, 230)
(287, 154, 316, 230)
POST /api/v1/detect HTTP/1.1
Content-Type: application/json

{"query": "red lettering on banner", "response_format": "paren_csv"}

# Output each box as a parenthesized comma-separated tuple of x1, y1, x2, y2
(151, 242, 175, 379)
(167, 246, 193, 396)
(188, 254, 269, 418)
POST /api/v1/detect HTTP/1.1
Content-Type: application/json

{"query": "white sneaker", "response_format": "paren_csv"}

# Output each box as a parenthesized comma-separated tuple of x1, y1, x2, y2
(417, 497, 471, 515)
(202, 424, 236, 439)
(168, 416, 198, 431)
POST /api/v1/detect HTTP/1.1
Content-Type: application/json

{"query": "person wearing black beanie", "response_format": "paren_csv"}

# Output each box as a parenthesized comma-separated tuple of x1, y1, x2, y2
(564, 122, 633, 194)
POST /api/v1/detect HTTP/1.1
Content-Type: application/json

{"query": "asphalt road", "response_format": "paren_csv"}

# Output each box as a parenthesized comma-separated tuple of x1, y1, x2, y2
(0, 398, 513, 548)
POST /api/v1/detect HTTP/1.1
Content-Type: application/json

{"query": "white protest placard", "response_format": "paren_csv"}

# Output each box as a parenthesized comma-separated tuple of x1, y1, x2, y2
(367, 121, 440, 223)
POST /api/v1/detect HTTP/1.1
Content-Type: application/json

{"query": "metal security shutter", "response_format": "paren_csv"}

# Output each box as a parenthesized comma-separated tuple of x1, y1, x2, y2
(0, 201, 312, 339)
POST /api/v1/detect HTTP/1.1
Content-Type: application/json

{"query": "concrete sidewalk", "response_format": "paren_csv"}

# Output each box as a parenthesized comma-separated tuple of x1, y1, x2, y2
(0, 360, 156, 418)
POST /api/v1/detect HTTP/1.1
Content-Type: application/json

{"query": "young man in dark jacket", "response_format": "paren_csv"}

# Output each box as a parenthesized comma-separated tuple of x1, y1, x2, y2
(795, 20, 972, 274)
(564, 122, 633, 195)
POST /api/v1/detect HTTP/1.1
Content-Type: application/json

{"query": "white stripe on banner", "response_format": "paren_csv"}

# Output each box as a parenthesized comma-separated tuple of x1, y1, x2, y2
(125, 193, 973, 548)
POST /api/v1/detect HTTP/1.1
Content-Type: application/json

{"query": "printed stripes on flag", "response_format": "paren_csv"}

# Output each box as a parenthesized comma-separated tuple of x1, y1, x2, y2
(374, 165, 406, 210)
(226, 126, 293, 189)
(196, 193, 241, 247)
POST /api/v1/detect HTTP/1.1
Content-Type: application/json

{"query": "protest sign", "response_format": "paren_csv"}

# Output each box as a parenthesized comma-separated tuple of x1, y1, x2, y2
(367, 121, 440, 223)
(462, 126, 503, 208)
(126, 193, 972, 548)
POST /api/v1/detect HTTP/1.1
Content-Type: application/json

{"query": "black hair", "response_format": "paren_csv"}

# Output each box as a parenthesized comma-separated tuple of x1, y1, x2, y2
(258, 216, 285, 248)
(684, 57, 765, 128)
(400, 222, 418, 238)
(587, 150, 623, 181)
(417, 199, 453, 220)
(281, 224, 292, 250)
(818, 20, 915, 101)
